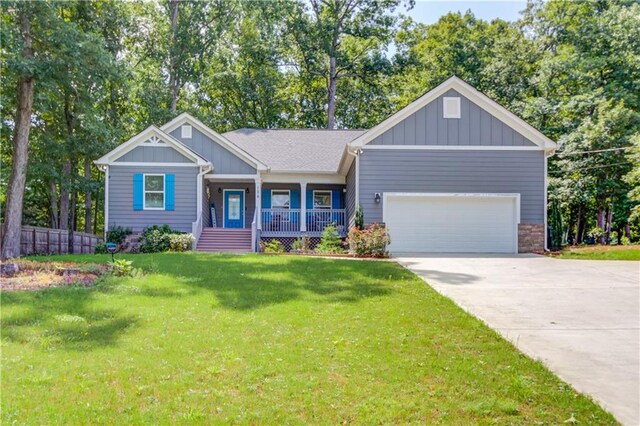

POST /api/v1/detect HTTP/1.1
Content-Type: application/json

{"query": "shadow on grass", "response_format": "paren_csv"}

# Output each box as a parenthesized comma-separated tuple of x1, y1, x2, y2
(1, 285, 139, 351)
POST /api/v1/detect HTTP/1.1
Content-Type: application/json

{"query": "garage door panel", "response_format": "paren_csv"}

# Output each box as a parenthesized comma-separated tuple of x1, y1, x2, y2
(385, 195, 517, 253)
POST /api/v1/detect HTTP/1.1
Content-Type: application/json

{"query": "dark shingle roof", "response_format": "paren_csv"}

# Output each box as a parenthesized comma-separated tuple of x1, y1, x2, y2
(223, 128, 366, 173)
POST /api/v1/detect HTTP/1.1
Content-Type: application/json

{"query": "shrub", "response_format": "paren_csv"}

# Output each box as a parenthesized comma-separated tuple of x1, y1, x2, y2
(355, 205, 364, 230)
(106, 226, 132, 245)
(94, 242, 107, 254)
(347, 223, 390, 257)
(168, 233, 194, 251)
(291, 236, 311, 252)
(588, 226, 604, 242)
(620, 235, 631, 246)
(139, 224, 181, 253)
(110, 259, 135, 277)
(262, 239, 285, 253)
(315, 223, 345, 254)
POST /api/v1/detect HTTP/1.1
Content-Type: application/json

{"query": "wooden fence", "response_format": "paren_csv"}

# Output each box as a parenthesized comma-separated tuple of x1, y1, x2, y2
(0, 224, 103, 256)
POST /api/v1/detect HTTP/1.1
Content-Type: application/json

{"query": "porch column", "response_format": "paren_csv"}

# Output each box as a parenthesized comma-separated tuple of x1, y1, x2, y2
(255, 178, 262, 230)
(300, 181, 307, 232)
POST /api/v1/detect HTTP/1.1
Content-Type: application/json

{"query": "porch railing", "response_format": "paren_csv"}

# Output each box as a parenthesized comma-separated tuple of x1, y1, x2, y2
(261, 208, 346, 237)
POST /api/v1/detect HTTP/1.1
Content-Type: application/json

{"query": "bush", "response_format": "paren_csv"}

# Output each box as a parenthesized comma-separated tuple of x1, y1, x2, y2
(139, 224, 181, 253)
(168, 233, 194, 251)
(588, 226, 604, 242)
(262, 239, 285, 253)
(110, 259, 135, 277)
(315, 223, 345, 254)
(620, 235, 631, 246)
(347, 223, 390, 257)
(94, 242, 107, 254)
(291, 236, 311, 252)
(106, 226, 132, 245)
(355, 205, 364, 230)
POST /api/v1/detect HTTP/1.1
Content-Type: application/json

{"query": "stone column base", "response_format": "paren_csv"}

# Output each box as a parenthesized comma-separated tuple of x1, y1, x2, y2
(518, 224, 545, 253)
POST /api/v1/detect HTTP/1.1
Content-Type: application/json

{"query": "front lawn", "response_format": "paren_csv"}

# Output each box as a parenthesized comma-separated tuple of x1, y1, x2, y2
(1, 253, 615, 424)
(554, 245, 640, 261)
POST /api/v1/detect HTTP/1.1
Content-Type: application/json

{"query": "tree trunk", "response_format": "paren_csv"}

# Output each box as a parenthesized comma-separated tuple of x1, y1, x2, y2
(326, 56, 338, 129)
(84, 159, 92, 233)
(93, 185, 100, 235)
(68, 189, 77, 253)
(59, 160, 71, 230)
(49, 180, 59, 228)
(1, 10, 34, 260)
(574, 204, 586, 245)
(605, 203, 613, 245)
(168, 0, 180, 113)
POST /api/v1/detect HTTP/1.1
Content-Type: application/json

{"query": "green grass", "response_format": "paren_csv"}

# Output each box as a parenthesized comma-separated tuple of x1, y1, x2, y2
(1, 253, 615, 424)
(555, 245, 640, 261)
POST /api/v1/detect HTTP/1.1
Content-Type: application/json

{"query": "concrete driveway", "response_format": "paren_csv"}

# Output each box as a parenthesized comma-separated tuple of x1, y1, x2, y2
(396, 254, 640, 425)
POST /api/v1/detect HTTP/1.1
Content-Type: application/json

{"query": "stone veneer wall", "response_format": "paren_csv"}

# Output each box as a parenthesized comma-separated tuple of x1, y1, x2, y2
(518, 224, 545, 253)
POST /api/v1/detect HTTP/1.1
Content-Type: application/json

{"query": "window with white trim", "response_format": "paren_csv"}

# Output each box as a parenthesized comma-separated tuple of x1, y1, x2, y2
(144, 174, 165, 209)
(313, 190, 332, 209)
(271, 190, 290, 209)
(443, 97, 461, 118)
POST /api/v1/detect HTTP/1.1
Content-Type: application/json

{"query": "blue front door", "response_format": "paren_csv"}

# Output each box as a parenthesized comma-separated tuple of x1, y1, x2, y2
(224, 190, 244, 228)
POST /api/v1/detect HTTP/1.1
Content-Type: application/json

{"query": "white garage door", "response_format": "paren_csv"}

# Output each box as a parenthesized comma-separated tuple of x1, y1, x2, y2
(384, 194, 518, 253)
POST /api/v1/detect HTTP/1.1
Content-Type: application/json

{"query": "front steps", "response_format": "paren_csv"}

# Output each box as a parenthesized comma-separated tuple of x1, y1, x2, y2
(196, 228, 253, 253)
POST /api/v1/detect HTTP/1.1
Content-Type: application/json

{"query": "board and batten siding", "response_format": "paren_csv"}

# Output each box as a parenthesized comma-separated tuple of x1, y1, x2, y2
(115, 146, 192, 163)
(370, 89, 536, 147)
(108, 165, 198, 232)
(169, 127, 256, 174)
(345, 161, 356, 227)
(358, 150, 545, 225)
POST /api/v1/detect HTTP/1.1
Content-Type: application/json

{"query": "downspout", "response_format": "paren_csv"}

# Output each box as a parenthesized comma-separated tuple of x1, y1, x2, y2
(346, 147, 362, 223)
(194, 163, 213, 243)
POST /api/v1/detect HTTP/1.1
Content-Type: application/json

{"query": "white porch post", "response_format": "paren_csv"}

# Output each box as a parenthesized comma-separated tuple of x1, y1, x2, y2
(300, 181, 307, 232)
(255, 178, 262, 230)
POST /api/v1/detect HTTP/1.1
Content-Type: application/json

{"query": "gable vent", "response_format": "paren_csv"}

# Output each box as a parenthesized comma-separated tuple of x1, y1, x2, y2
(181, 125, 193, 139)
(443, 97, 461, 119)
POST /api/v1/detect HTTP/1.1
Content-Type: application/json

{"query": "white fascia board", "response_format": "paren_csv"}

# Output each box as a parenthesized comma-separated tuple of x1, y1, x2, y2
(261, 172, 346, 184)
(349, 76, 557, 151)
(361, 145, 544, 151)
(94, 125, 209, 166)
(160, 113, 268, 171)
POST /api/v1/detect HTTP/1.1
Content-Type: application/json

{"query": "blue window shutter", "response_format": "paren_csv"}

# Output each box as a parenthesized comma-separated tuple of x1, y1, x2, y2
(262, 189, 271, 208)
(290, 189, 300, 209)
(306, 190, 313, 209)
(332, 189, 342, 209)
(133, 174, 143, 211)
(165, 174, 175, 211)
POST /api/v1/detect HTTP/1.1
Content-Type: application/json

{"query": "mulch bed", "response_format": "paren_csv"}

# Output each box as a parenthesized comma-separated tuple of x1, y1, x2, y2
(0, 259, 109, 292)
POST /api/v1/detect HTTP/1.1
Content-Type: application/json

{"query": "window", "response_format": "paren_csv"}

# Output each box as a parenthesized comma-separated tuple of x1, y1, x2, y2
(271, 190, 290, 209)
(181, 125, 192, 139)
(313, 190, 332, 209)
(144, 174, 165, 209)
(443, 97, 461, 118)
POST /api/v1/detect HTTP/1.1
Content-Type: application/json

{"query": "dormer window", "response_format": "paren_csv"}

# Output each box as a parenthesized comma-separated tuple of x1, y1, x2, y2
(443, 97, 461, 119)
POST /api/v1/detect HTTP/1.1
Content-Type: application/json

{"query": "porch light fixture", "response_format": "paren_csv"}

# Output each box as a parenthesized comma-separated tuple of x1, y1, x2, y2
(217, 187, 222, 194)
(245, 188, 250, 194)
(374, 193, 381, 204)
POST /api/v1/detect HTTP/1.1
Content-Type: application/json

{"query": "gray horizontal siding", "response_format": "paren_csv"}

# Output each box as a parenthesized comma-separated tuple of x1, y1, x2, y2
(170, 127, 256, 174)
(108, 166, 198, 232)
(370, 89, 536, 147)
(115, 146, 192, 163)
(359, 150, 544, 224)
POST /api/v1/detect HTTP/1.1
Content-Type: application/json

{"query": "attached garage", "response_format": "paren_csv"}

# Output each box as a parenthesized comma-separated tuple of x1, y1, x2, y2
(383, 193, 520, 254)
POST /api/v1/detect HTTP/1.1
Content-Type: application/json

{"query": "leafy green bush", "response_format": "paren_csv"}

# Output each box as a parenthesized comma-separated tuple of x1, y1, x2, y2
(291, 236, 311, 252)
(347, 223, 390, 257)
(110, 259, 135, 277)
(620, 235, 631, 246)
(94, 242, 107, 254)
(262, 239, 285, 253)
(588, 226, 604, 242)
(139, 224, 181, 253)
(106, 226, 132, 245)
(168, 233, 194, 251)
(315, 223, 345, 254)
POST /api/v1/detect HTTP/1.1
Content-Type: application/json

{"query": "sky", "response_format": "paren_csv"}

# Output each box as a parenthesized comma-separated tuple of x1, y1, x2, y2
(406, 0, 528, 24)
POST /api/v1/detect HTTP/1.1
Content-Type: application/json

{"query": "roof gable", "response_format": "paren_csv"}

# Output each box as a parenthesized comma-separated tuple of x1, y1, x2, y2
(95, 125, 209, 166)
(350, 76, 556, 152)
(160, 113, 267, 171)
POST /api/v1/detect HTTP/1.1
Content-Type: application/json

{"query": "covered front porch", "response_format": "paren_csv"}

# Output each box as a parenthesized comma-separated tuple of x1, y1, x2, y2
(199, 173, 348, 252)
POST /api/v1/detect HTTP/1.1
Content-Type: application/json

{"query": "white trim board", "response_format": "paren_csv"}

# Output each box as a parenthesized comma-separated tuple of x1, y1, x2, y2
(111, 162, 202, 167)
(361, 145, 543, 151)
(261, 173, 345, 184)
(161, 112, 267, 171)
(205, 173, 259, 181)
(350, 76, 557, 152)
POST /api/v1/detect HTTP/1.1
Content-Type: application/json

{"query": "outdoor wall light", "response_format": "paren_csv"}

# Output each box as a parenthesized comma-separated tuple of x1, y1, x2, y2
(246, 188, 250, 194)
(217, 187, 222, 194)
(374, 193, 381, 203)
